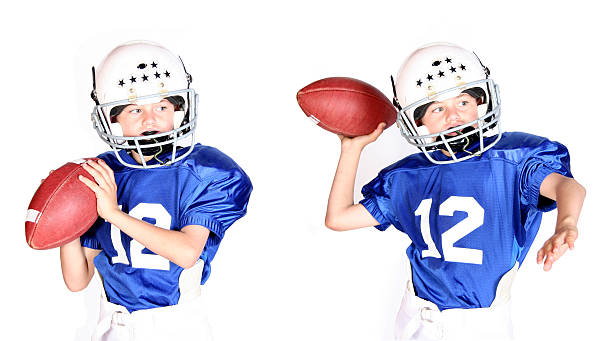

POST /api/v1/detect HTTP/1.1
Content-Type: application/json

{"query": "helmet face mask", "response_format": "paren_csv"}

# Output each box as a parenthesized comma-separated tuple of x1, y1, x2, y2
(393, 43, 502, 164)
(92, 88, 198, 167)
(90, 41, 198, 169)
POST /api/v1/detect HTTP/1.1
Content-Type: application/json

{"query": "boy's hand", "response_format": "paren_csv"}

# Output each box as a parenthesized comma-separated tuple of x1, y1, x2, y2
(78, 159, 120, 220)
(339, 122, 386, 151)
(536, 224, 578, 271)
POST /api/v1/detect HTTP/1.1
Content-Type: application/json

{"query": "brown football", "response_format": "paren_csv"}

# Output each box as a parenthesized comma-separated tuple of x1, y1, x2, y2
(296, 77, 397, 137)
(25, 158, 99, 250)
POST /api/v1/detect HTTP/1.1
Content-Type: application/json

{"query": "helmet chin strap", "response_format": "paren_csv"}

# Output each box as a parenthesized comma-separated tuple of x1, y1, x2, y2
(151, 143, 175, 165)
(127, 132, 176, 165)
(433, 126, 480, 155)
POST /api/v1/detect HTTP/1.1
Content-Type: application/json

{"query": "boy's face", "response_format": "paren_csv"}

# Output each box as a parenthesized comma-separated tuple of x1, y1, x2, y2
(420, 93, 479, 135)
(115, 99, 176, 137)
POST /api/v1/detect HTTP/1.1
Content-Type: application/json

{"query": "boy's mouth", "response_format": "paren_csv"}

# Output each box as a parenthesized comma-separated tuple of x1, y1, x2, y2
(141, 130, 160, 136)
(444, 127, 462, 136)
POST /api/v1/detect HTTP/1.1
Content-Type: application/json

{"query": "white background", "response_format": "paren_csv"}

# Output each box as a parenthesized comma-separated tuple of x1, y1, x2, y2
(2, 1, 609, 340)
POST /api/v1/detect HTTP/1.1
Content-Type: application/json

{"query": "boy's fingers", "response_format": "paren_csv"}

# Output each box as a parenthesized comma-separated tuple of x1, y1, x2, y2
(82, 164, 112, 192)
(78, 175, 100, 195)
(537, 246, 547, 264)
(367, 122, 386, 138)
(92, 160, 115, 185)
(544, 252, 557, 270)
(82, 164, 104, 185)
(566, 232, 577, 250)
(374, 122, 386, 135)
(97, 159, 115, 182)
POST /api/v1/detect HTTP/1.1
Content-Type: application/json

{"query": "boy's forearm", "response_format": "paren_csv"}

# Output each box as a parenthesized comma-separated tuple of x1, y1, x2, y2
(60, 239, 95, 292)
(325, 144, 376, 230)
(325, 125, 386, 230)
(554, 178, 586, 231)
(105, 210, 208, 269)
(328, 145, 363, 210)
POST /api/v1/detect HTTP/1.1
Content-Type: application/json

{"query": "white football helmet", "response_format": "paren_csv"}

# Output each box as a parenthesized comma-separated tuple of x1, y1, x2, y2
(392, 42, 501, 164)
(91, 41, 198, 168)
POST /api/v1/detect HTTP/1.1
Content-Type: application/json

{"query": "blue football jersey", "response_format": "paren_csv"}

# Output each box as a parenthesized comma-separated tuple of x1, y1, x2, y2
(360, 132, 571, 310)
(81, 144, 252, 312)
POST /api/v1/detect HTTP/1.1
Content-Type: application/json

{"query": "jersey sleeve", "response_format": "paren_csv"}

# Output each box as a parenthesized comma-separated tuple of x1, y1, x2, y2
(180, 167, 253, 240)
(80, 219, 102, 250)
(518, 139, 572, 212)
(359, 172, 396, 231)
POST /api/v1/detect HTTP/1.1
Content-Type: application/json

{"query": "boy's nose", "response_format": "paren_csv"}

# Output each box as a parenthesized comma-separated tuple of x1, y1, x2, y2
(445, 106, 460, 122)
(141, 108, 157, 124)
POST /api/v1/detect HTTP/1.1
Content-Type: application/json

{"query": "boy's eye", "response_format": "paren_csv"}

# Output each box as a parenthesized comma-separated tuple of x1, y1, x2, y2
(432, 106, 444, 113)
(129, 108, 141, 114)
(459, 101, 469, 106)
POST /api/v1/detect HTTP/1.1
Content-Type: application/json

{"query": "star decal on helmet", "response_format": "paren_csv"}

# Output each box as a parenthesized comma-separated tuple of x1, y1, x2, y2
(450, 66, 457, 73)
(416, 79, 423, 87)
(426, 74, 434, 81)
(438, 70, 445, 78)
(445, 57, 452, 63)
(460, 64, 466, 71)
(111, 57, 175, 89)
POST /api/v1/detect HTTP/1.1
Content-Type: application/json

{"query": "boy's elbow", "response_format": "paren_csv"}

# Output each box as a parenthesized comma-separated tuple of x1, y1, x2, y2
(564, 178, 587, 200)
(577, 182, 587, 198)
(177, 249, 203, 269)
(324, 215, 346, 231)
(66, 285, 85, 293)
(64, 279, 87, 292)
(180, 257, 199, 270)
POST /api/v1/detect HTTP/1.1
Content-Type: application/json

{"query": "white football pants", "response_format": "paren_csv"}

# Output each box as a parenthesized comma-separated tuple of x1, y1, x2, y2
(91, 260, 213, 341)
(395, 262, 518, 341)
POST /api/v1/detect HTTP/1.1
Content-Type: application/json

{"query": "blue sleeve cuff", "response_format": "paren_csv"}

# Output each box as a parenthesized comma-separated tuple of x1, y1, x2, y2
(359, 197, 390, 231)
(80, 236, 101, 250)
(180, 217, 225, 238)
(529, 165, 567, 212)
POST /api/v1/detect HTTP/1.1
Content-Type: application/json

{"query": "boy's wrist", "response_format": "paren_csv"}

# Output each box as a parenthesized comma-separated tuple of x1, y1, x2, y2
(103, 208, 127, 227)
(555, 223, 578, 234)
(340, 139, 366, 153)
(556, 216, 578, 232)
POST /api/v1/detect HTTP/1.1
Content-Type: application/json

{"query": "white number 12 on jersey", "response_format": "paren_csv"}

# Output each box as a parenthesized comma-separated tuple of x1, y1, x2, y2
(415, 196, 484, 264)
(110, 203, 172, 270)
